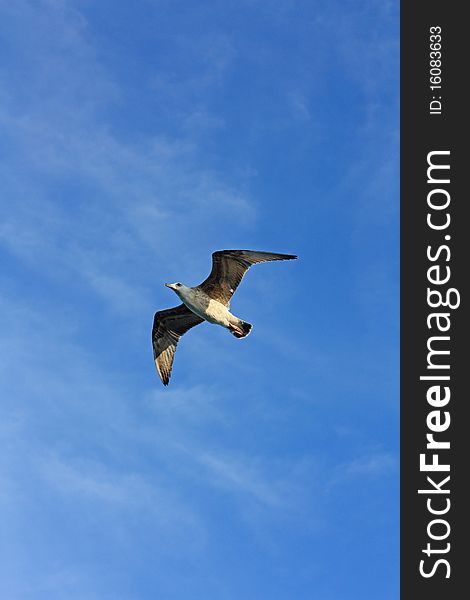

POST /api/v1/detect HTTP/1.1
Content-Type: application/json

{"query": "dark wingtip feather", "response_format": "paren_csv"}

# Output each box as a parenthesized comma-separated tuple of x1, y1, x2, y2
(268, 252, 297, 260)
(155, 358, 170, 386)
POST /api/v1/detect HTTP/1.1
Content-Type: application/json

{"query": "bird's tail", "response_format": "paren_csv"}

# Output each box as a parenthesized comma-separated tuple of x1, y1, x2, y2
(229, 320, 252, 339)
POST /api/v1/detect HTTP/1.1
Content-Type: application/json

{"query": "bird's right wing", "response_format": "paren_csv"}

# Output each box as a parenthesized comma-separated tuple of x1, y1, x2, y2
(152, 304, 204, 385)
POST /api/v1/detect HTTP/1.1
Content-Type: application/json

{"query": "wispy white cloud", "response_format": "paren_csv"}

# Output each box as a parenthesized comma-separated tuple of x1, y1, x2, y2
(326, 450, 397, 492)
(37, 452, 204, 540)
(0, 0, 256, 318)
(344, 452, 396, 476)
(192, 451, 286, 507)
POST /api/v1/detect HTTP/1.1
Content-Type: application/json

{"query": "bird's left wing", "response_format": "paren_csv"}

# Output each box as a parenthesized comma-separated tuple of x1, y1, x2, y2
(152, 303, 204, 385)
(198, 250, 297, 306)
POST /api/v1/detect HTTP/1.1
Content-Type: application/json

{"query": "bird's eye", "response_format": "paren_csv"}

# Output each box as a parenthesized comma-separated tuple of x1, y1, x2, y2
(176, 283, 182, 287)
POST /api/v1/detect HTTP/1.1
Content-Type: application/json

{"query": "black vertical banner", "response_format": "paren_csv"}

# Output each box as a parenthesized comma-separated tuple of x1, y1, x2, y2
(401, 3, 468, 599)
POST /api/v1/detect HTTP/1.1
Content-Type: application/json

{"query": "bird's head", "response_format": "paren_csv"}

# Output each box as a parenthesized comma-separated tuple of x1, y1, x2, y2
(165, 282, 186, 296)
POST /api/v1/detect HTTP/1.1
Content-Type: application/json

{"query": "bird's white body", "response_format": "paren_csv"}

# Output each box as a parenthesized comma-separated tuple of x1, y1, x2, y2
(173, 285, 234, 328)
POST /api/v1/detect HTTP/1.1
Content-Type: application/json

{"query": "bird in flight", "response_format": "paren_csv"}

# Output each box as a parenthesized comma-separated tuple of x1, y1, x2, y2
(152, 249, 297, 385)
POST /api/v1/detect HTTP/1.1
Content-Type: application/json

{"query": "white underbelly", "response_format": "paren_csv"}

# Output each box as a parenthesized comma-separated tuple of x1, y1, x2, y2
(183, 296, 230, 327)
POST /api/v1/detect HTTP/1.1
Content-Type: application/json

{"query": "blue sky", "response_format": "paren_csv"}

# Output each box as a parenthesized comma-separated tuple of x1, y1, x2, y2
(0, 1, 399, 598)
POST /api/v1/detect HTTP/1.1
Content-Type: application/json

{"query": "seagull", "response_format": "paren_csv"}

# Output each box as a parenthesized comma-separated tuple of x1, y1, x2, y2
(152, 250, 297, 385)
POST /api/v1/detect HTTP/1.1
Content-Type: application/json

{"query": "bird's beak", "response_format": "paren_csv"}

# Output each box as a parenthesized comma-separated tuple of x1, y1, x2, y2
(164, 283, 174, 289)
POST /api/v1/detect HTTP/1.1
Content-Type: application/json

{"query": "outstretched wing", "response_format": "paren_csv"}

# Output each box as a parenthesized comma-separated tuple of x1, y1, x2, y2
(152, 304, 204, 385)
(198, 250, 297, 306)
